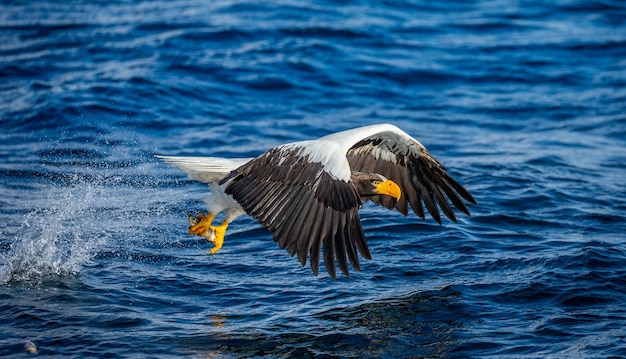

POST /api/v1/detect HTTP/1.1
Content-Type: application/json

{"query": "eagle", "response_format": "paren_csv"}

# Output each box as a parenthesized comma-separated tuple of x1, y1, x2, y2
(158, 123, 475, 278)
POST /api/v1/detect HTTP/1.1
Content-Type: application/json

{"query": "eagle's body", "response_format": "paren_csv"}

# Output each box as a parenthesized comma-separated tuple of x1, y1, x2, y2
(158, 123, 475, 278)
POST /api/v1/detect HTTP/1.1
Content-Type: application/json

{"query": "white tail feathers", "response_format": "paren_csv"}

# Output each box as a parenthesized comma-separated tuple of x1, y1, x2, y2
(156, 155, 253, 183)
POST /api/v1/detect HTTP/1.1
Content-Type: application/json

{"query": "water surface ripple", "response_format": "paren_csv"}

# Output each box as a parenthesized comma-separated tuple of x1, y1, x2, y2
(1, 0, 625, 357)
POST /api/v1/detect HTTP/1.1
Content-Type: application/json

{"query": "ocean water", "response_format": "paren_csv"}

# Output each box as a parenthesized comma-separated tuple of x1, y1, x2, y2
(1, 0, 626, 357)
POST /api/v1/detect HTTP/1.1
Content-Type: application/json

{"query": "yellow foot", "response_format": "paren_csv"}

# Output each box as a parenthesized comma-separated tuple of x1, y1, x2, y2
(206, 221, 229, 255)
(188, 213, 215, 237)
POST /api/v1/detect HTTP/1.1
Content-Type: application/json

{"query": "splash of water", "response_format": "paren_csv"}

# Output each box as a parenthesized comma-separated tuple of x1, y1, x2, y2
(0, 178, 110, 284)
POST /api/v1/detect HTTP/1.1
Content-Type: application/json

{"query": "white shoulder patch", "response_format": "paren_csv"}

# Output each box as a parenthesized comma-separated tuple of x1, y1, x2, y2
(279, 140, 351, 181)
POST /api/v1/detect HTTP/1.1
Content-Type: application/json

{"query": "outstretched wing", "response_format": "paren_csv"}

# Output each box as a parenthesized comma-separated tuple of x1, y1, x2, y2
(221, 143, 370, 279)
(343, 126, 476, 223)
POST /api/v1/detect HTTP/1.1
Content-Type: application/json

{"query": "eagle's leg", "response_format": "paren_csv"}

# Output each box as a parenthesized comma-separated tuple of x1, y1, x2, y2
(206, 221, 229, 254)
(188, 212, 215, 237)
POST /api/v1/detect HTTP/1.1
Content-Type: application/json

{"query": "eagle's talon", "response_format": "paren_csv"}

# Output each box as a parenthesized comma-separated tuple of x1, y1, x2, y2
(207, 222, 228, 254)
(188, 212, 215, 236)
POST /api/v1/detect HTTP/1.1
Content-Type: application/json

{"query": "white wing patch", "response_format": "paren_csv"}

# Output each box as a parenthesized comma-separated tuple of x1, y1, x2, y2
(279, 140, 351, 181)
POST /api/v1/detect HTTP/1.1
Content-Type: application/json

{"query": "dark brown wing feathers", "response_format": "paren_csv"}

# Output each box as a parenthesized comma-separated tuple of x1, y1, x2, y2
(224, 146, 367, 278)
(220, 130, 474, 279)
(347, 136, 476, 224)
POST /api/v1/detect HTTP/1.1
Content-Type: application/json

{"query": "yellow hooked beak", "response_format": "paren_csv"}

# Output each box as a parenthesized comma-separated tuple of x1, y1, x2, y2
(375, 179, 401, 200)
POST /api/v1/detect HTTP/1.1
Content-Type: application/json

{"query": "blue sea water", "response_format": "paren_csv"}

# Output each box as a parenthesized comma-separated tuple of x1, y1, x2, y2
(1, 0, 626, 357)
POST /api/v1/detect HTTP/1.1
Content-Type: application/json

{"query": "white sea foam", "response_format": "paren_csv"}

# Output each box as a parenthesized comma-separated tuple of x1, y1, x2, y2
(0, 178, 110, 284)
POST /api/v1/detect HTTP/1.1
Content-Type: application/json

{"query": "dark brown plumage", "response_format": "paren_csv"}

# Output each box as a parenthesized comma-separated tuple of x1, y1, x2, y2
(158, 123, 476, 279)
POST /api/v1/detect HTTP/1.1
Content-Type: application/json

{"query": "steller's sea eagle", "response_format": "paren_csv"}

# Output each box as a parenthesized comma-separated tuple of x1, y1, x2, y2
(157, 123, 475, 278)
